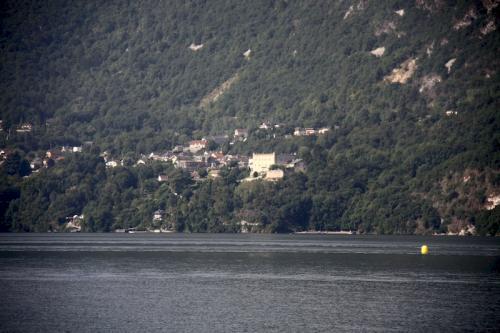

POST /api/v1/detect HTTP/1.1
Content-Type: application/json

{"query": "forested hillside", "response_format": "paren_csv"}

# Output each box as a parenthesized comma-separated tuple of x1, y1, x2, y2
(1, 0, 499, 234)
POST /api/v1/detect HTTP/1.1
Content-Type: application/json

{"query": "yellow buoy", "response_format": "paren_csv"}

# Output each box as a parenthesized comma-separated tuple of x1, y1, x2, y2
(421, 245, 429, 255)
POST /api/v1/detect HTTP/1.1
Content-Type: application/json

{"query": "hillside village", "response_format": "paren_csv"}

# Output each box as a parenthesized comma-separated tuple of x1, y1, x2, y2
(1, 121, 328, 180)
(2, 114, 499, 235)
(0, 0, 498, 236)
(0, 122, 330, 232)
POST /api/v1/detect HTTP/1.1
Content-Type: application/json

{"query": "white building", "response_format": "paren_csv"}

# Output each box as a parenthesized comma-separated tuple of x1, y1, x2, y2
(293, 128, 305, 136)
(234, 129, 249, 140)
(259, 122, 271, 130)
(106, 161, 118, 168)
(249, 153, 276, 174)
(189, 140, 208, 153)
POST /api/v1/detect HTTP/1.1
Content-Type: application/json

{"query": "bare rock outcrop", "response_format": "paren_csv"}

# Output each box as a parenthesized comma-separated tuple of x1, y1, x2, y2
(481, 0, 500, 13)
(453, 7, 478, 30)
(370, 47, 385, 57)
(199, 73, 240, 108)
(395, 9, 405, 16)
(416, 0, 445, 12)
(243, 49, 252, 59)
(419, 73, 442, 94)
(188, 43, 204, 51)
(374, 21, 397, 36)
(445, 58, 456, 73)
(343, 0, 368, 19)
(384, 58, 417, 84)
(485, 194, 500, 210)
(480, 20, 497, 35)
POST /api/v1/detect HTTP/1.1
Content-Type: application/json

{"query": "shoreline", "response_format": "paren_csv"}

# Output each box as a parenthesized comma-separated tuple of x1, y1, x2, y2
(294, 231, 356, 235)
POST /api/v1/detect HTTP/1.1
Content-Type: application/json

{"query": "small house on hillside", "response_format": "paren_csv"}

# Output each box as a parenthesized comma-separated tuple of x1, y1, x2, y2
(16, 123, 33, 133)
(189, 140, 208, 153)
(234, 129, 248, 141)
(106, 161, 118, 168)
(318, 127, 330, 134)
(61, 146, 83, 153)
(259, 122, 271, 130)
(305, 128, 316, 136)
(294, 128, 305, 136)
(158, 175, 168, 182)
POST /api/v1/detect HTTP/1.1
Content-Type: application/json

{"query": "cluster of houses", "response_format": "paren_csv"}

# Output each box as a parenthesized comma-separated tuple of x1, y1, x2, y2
(2, 121, 329, 177)
(0, 121, 34, 133)
(133, 144, 305, 183)
(293, 127, 333, 136)
(0, 144, 85, 173)
(171, 145, 302, 182)
(151, 146, 250, 181)
(30, 145, 84, 172)
(4, 121, 317, 233)
(124, 208, 264, 234)
(233, 122, 336, 141)
(0, 118, 90, 173)
(99, 125, 316, 233)
(102, 122, 316, 182)
(4, 122, 336, 137)
(233, 123, 335, 140)
(2, 119, 333, 169)
(16, 123, 33, 133)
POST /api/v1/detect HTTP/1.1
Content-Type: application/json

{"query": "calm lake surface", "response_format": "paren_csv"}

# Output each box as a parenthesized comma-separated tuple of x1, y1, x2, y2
(0, 234, 499, 332)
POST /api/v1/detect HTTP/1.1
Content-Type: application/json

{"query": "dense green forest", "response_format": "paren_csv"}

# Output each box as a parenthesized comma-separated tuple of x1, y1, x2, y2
(0, 0, 499, 234)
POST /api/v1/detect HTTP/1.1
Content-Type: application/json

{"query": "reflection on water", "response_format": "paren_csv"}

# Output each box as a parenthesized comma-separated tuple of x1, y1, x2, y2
(0, 234, 499, 332)
(1, 233, 499, 255)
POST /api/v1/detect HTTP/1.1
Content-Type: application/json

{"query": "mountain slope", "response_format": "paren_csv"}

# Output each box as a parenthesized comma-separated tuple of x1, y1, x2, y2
(0, 0, 499, 234)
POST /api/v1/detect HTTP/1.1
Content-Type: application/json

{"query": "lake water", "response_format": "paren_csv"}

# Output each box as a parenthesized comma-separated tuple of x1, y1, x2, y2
(0, 234, 499, 332)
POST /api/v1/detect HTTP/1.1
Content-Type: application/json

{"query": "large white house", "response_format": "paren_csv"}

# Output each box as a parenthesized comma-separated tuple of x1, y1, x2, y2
(249, 153, 276, 174)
